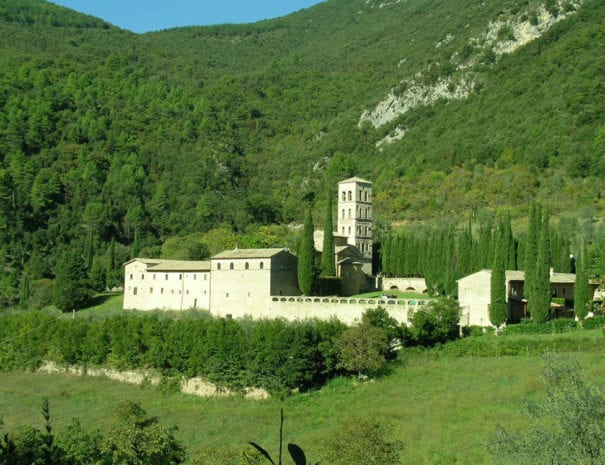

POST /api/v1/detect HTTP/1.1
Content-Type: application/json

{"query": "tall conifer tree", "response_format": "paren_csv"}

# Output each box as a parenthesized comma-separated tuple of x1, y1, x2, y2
(298, 208, 316, 295)
(381, 234, 392, 276)
(321, 195, 336, 277)
(574, 243, 590, 326)
(524, 203, 541, 306)
(531, 212, 551, 323)
(490, 227, 507, 327)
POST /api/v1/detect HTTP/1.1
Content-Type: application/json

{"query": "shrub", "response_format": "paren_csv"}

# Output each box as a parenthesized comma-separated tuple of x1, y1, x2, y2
(408, 297, 461, 346)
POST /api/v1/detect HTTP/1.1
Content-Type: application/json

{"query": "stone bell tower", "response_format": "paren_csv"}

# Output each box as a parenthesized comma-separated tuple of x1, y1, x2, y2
(337, 177, 373, 260)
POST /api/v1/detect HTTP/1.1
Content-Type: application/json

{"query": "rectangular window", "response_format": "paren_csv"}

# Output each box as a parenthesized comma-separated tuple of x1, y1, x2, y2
(150, 287, 153, 294)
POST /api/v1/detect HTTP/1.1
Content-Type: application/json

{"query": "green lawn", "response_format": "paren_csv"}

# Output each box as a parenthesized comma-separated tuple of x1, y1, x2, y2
(349, 290, 432, 300)
(2, 350, 604, 464)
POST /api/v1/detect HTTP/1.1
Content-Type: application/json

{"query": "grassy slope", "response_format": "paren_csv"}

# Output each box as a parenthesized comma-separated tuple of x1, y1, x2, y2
(1, 348, 604, 464)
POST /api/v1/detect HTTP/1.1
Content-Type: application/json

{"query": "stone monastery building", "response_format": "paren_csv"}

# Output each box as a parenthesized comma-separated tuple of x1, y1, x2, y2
(123, 177, 419, 323)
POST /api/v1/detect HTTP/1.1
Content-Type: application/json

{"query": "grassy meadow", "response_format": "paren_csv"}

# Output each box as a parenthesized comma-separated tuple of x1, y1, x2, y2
(1, 346, 604, 464)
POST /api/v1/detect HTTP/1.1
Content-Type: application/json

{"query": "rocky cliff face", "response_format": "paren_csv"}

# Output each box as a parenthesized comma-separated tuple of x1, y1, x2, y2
(360, 0, 584, 147)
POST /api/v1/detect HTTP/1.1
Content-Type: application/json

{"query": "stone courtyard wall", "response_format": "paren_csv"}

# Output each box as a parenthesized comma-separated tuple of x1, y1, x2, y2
(261, 296, 430, 325)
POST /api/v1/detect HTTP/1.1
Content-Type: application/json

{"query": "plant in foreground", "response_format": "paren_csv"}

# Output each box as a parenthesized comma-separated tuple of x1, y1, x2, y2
(248, 409, 318, 465)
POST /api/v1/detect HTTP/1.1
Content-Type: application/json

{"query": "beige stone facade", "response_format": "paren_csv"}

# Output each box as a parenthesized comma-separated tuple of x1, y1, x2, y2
(209, 248, 300, 318)
(457, 269, 589, 327)
(123, 258, 211, 311)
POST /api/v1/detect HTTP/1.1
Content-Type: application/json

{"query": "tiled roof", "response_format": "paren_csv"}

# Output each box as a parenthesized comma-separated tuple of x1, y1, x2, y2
(211, 248, 290, 259)
(338, 176, 372, 184)
(148, 260, 210, 271)
(459, 269, 576, 284)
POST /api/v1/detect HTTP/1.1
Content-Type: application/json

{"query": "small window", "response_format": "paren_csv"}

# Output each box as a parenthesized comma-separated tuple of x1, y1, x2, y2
(193, 274, 196, 280)
(245, 262, 249, 270)
(260, 261, 264, 270)
(149, 287, 153, 294)
(226, 292, 229, 298)
(342, 227, 345, 234)
(133, 287, 138, 295)
(247, 292, 251, 298)
(364, 191, 368, 201)
(165, 274, 168, 280)
(348, 209, 351, 218)
(229, 262, 234, 270)
(161, 288, 164, 294)
(141, 274, 144, 280)
(217, 263, 221, 270)
(348, 226, 351, 234)
(341, 191, 346, 201)
(342, 209, 345, 218)
(129, 274, 133, 280)
(204, 273, 207, 281)
(153, 274, 156, 280)
(348, 191, 352, 201)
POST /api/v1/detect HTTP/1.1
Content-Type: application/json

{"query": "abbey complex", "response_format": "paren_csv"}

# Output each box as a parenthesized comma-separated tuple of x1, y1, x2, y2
(124, 177, 597, 327)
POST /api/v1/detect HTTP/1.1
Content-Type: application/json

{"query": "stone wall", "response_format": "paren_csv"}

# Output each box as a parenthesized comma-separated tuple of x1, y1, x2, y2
(380, 277, 427, 293)
(214, 296, 431, 325)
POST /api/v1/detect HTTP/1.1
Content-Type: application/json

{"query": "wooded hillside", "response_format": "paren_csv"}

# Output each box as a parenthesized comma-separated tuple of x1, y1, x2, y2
(0, 0, 603, 300)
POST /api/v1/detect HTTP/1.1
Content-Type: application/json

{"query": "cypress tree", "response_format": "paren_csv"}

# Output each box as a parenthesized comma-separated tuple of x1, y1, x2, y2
(574, 243, 590, 326)
(106, 238, 116, 290)
(502, 212, 516, 270)
(321, 195, 336, 277)
(381, 233, 392, 276)
(456, 220, 473, 276)
(490, 228, 507, 328)
(53, 249, 92, 311)
(298, 208, 316, 295)
(524, 203, 541, 306)
(531, 212, 551, 323)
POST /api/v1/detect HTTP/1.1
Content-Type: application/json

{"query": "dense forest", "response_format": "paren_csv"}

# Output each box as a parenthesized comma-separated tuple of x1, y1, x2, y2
(0, 0, 604, 304)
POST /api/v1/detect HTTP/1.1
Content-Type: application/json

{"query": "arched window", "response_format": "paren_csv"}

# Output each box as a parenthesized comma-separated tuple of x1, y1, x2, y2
(348, 191, 352, 201)
(133, 287, 138, 295)
(217, 263, 221, 270)
(341, 191, 346, 201)
(342, 209, 345, 218)
(245, 262, 249, 270)
(364, 191, 368, 201)
(260, 261, 264, 270)
(229, 262, 234, 270)
(348, 209, 351, 218)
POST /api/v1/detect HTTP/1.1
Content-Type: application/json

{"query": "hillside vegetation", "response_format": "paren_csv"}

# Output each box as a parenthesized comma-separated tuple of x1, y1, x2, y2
(0, 0, 604, 298)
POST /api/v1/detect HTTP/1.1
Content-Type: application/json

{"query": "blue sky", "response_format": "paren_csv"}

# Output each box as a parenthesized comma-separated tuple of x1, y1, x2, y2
(50, 0, 326, 33)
